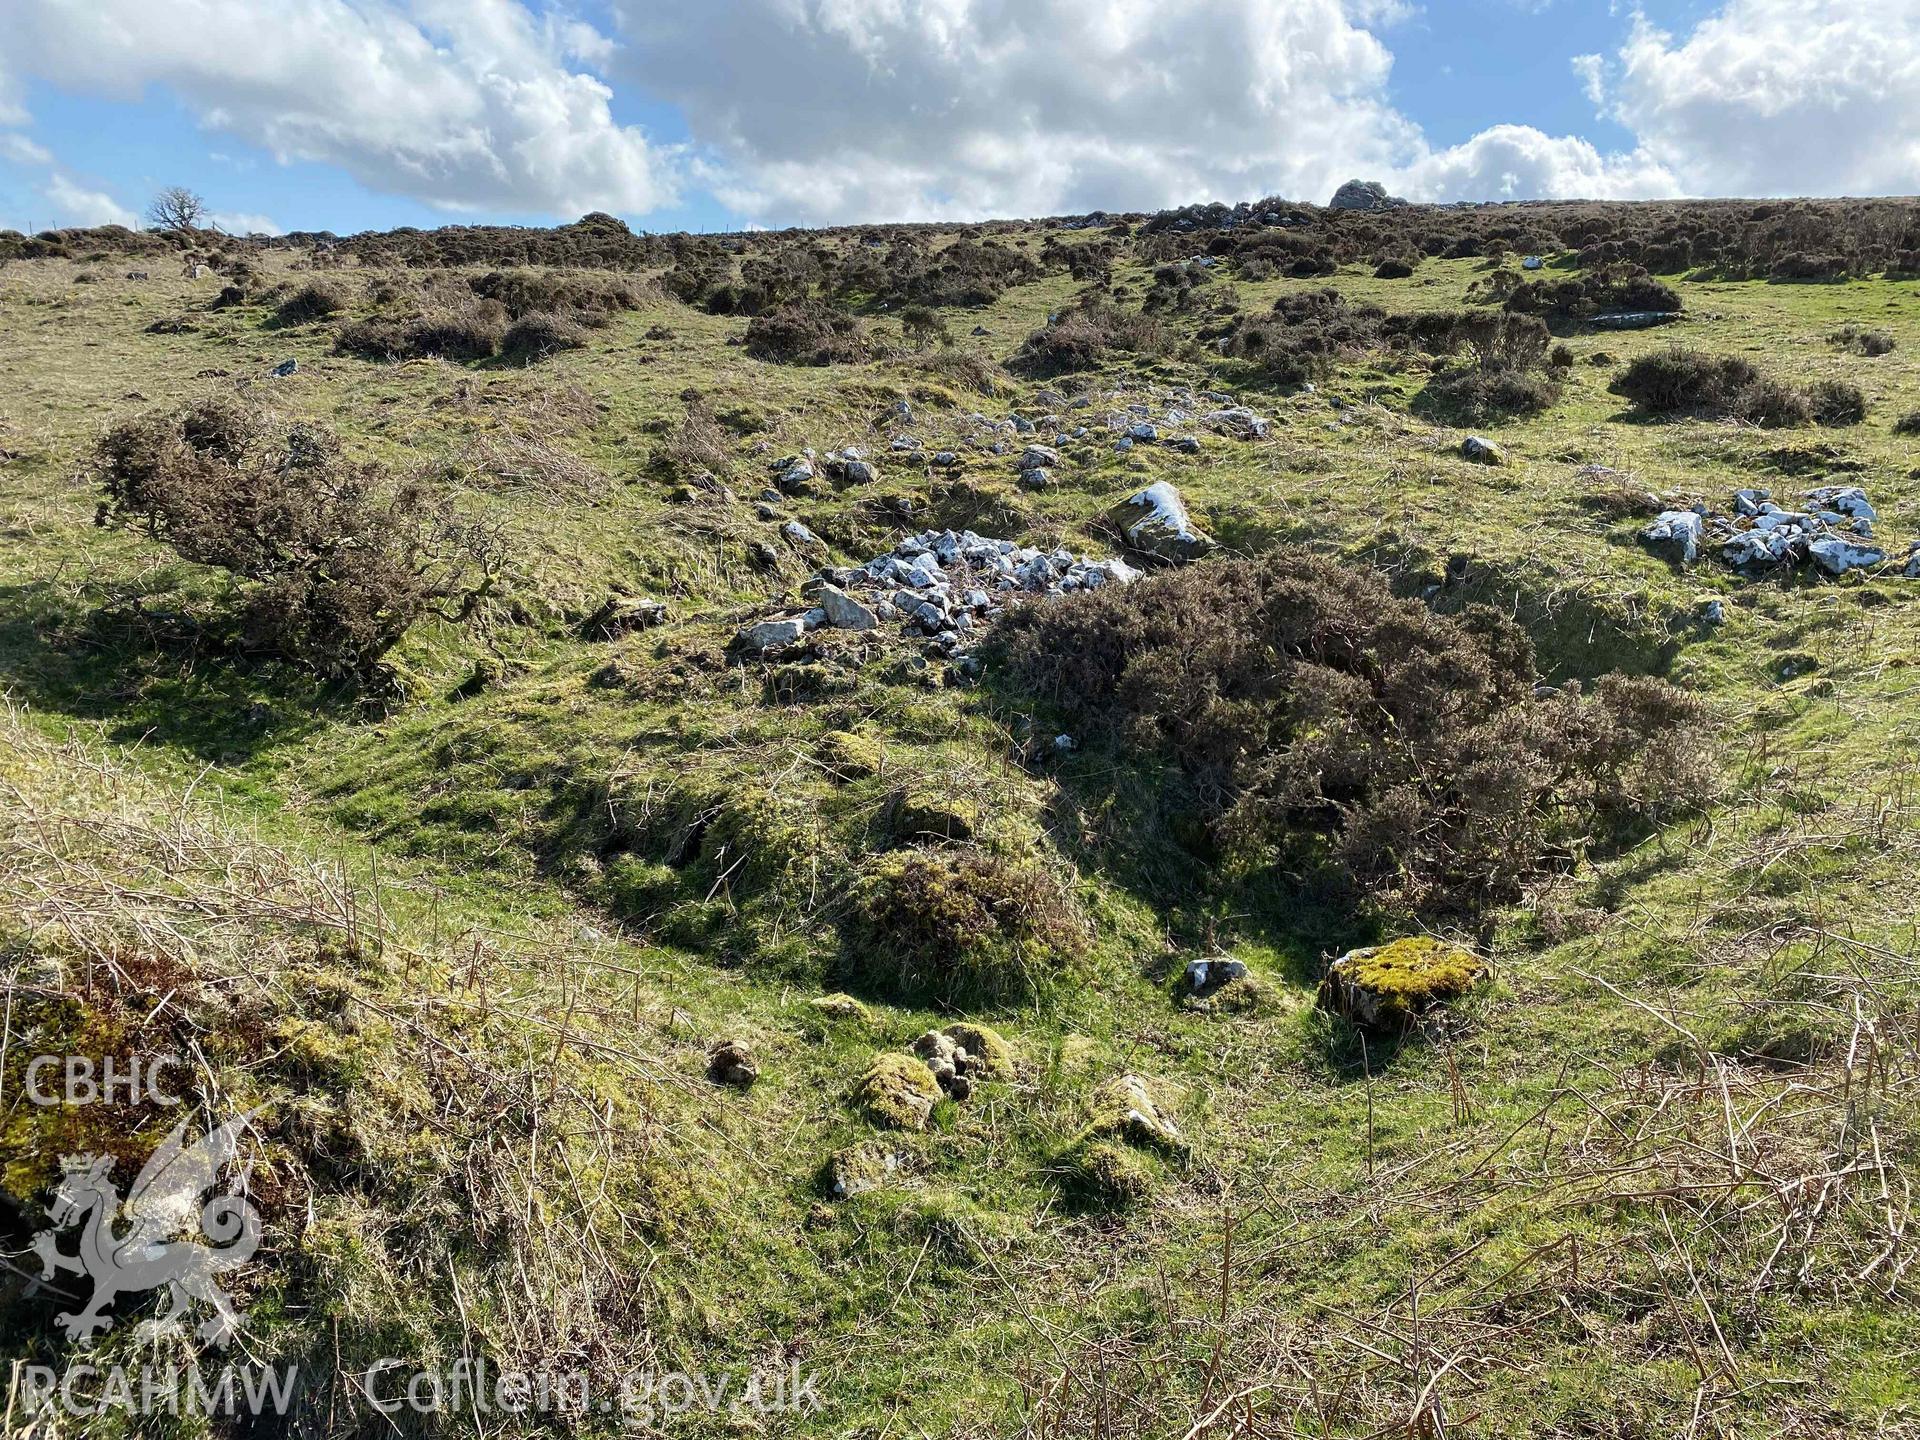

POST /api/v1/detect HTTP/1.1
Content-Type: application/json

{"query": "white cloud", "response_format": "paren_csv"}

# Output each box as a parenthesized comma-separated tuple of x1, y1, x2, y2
(1607, 0, 1920, 196)
(618, 0, 1425, 223)
(0, 132, 54, 166)
(1400, 124, 1679, 203)
(41, 174, 138, 228)
(1571, 52, 1607, 108)
(210, 210, 284, 236)
(614, 0, 1691, 225)
(4, 0, 674, 217)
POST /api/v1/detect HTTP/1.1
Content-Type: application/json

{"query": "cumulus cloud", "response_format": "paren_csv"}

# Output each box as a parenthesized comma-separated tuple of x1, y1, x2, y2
(1400, 124, 1679, 203)
(618, 0, 1425, 223)
(1605, 0, 1920, 197)
(4, 0, 673, 216)
(42, 174, 138, 228)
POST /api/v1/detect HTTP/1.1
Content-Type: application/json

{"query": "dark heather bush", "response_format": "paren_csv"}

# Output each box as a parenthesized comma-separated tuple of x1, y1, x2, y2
(744, 301, 873, 365)
(336, 298, 506, 361)
(93, 399, 500, 680)
(1831, 324, 1896, 357)
(991, 554, 1714, 917)
(468, 268, 641, 320)
(1417, 312, 1562, 421)
(1894, 410, 1920, 436)
(1373, 257, 1416, 279)
(501, 310, 588, 361)
(1808, 379, 1868, 427)
(1008, 302, 1167, 377)
(274, 279, 348, 324)
(1611, 348, 1861, 427)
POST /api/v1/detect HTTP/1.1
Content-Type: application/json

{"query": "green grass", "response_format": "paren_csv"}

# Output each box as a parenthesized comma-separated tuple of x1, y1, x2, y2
(4, 244, 1920, 1436)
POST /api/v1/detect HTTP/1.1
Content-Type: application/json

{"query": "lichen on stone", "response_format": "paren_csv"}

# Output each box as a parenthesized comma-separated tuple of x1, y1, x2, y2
(1317, 936, 1487, 1030)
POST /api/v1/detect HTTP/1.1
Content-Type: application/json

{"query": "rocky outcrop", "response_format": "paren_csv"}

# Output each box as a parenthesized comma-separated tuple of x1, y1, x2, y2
(1329, 179, 1408, 212)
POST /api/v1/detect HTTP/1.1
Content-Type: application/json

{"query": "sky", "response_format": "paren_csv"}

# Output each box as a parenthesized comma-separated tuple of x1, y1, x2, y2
(0, 0, 1914, 239)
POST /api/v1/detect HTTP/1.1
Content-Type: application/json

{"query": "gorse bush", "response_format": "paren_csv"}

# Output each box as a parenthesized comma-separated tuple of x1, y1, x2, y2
(94, 399, 502, 680)
(991, 554, 1715, 917)
(1611, 348, 1867, 427)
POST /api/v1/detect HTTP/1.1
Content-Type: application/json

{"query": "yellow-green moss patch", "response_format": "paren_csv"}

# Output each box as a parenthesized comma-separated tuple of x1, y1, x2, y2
(857, 1052, 942, 1131)
(1316, 936, 1488, 1029)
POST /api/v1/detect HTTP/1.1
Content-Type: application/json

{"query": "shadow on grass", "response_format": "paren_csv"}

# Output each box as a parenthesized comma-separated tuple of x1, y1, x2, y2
(0, 580, 356, 761)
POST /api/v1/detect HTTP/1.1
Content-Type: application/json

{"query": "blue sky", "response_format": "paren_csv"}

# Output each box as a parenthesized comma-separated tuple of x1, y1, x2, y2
(0, 0, 1912, 238)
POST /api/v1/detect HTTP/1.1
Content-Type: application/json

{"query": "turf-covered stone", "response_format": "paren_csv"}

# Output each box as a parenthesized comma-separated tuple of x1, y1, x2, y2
(857, 1052, 943, 1130)
(821, 1142, 900, 1199)
(1055, 1139, 1158, 1211)
(884, 788, 978, 844)
(816, 729, 883, 780)
(808, 992, 875, 1024)
(1316, 937, 1488, 1030)
(1089, 1074, 1186, 1154)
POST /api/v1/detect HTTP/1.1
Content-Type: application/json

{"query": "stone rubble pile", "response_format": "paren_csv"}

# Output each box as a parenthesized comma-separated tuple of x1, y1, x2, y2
(736, 525, 1145, 656)
(872, 387, 1270, 477)
(1643, 484, 1893, 577)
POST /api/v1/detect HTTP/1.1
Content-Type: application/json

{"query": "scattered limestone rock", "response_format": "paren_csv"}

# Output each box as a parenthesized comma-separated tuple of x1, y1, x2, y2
(1105, 482, 1216, 564)
(1642, 509, 1705, 565)
(940, 1022, 1016, 1083)
(1652, 486, 1894, 576)
(1316, 937, 1487, 1030)
(737, 616, 807, 653)
(1202, 406, 1270, 440)
(1461, 435, 1503, 465)
(858, 1052, 943, 1131)
(1183, 956, 1249, 994)
(816, 583, 878, 631)
(706, 1039, 759, 1088)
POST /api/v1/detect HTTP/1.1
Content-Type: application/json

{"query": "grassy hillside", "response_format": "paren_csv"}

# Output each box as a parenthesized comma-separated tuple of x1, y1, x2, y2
(3, 211, 1920, 1437)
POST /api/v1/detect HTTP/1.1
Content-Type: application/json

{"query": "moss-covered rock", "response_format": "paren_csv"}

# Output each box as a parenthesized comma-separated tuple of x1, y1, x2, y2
(820, 1142, 899, 1199)
(1316, 936, 1487, 1030)
(941, 1022, 1016, 1082)
(857, 1052, 942, 1131)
